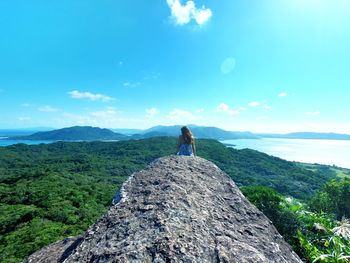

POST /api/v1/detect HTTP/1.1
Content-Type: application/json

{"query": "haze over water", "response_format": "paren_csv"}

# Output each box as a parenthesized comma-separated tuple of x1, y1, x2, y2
(2, 137, 350, 169)
(222, 138, 350, 169)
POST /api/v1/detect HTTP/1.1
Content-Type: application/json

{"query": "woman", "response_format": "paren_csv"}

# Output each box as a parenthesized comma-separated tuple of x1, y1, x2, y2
(176, 126, 196, 156)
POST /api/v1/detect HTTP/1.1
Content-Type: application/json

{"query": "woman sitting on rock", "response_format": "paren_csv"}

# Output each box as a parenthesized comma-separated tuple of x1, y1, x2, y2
(176, 126, 196, 156)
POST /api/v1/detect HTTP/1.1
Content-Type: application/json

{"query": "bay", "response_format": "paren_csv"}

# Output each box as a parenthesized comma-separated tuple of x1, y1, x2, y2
(221, 138, 350, 169)
(0, 139, 55, 147)
(0, 139, 119, 147)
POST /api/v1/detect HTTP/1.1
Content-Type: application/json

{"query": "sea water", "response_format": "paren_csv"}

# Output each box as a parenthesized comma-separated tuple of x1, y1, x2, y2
(221, 138, 350, 169)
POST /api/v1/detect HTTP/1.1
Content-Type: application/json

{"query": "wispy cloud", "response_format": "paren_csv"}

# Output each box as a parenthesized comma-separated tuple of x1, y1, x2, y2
(63, 113, 93, 125)
(278, 91, 288, 97)
(21, 103, 31, 107)
(68, 90, 114, 102)
(166, 108, 196, 121)
(123, 82, 141, 88)
(221, 57, 236, 74)
(63, 107, 120, 126)
(146, 107, 159, 118)
(18, 117, 31, 122)
(38, 105, 58, 112)
(91, 107, 118, 118)
(141, 71, 161, 81)
(196, 108, 204, 113)
(62, 110, 149, 129)
(305, 111, 320, 116)
(166, 0, 212, 26)
(216, 103, 240, 116)
(248, 101, 260, 107)
(262, 105, 272, 110)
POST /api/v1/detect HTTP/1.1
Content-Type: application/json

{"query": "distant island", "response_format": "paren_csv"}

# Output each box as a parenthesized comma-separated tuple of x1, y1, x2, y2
(1, 125, 350, 141)
(2, 125, 258, 141)
(6, 126, 125, 141)
(257, 132, 350, 140)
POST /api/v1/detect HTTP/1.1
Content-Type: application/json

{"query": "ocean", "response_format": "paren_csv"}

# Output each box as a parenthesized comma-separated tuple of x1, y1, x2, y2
(221, 138, 350, 169)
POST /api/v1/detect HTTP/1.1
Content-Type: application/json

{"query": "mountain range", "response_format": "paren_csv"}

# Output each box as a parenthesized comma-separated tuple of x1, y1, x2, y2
(6, 126, 125, 141)
(2, 125, 350, 141)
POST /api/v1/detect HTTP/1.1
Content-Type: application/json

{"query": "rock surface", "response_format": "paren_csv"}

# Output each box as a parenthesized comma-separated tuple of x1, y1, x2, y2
(24, 236, 83, 263)
(25, 156, 302, 263)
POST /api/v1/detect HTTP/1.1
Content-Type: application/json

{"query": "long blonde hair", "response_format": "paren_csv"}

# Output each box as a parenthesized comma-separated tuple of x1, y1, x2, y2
(181, 126, 194, 144)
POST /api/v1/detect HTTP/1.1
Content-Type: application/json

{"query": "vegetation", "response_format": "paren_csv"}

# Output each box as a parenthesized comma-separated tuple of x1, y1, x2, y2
(0, 137, 343, 262)
(299, 162, 350, 179)
(242, 181, 350, 263)
(11, 126, 126, 140)
(310, 178, 350, 220)
(241, 186, 301, 247)
(198, 140, 336, 199)
(0, 138, 172, 262)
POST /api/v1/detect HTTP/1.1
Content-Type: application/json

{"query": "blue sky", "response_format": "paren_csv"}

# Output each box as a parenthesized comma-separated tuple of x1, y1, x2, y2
(1, 0, 350, 133)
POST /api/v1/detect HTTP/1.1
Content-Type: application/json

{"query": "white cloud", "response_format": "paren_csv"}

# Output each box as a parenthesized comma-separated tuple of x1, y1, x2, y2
(166, 108, 196, 121)
(63, 113, 92, 125)
(239, 107, 247, 111)
(278, 91, 288, 97)
(220, 57, 236, 74)
(216, 103, 229, 112)
(123, 82, 141, 88)
(248, 101, 260, 107)
(91, 108, 118, 118)
(196, 108, 204, 113)
(193, 7, 212, 25)
(18, 117, 31, 122)
(21, 103, 31, 107)
(262, 105, 272, 110)
(216, 103, 240, 116)
(146, 108, 159, 118)
(61, 107, 165, 129)
(166, 0, 212, 26)
(142, 71, 160, 81)
(305, 111, 320, 116)
(68, 90, 114, 102)
(63, 107, 120, 126)
(38, 105, 58, 112)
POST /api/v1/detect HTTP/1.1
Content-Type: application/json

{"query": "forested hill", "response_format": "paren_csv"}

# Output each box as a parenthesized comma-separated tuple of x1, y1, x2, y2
(0, 137, 337, 262)
(6, 125, 350, 141)
(10, 126, 126, 141)
(7, 125, 257, 141)
(136, 125, 258, 139)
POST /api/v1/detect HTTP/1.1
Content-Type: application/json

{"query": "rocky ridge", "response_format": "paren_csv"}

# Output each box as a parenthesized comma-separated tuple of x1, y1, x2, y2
(25, 155, 302, 263)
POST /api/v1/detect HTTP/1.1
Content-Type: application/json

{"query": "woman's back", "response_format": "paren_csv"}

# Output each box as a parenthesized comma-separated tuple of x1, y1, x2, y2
(177, 136, 194, 156)
(176, 126, 196, 156)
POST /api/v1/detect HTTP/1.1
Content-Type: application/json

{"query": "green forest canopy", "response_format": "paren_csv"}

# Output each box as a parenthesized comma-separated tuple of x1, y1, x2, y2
(0, 137, 339, 262)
